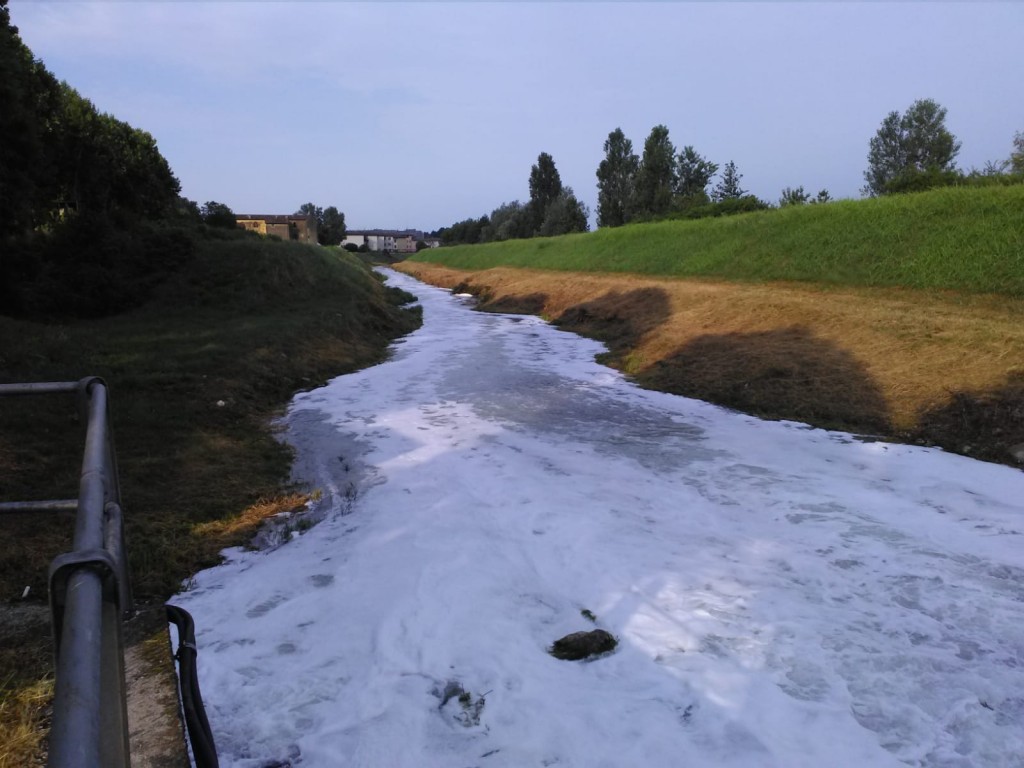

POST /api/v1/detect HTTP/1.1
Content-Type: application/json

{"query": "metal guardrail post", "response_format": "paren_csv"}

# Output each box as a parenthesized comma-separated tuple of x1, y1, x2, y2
(0, 378, 133, 768)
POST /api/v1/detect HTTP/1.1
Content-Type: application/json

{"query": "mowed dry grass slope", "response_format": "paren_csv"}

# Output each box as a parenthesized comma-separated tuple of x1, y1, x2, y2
(396, 263, 1024, 465)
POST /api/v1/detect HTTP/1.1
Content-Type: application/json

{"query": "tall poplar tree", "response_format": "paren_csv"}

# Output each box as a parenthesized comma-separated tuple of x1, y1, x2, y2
(633, 125, 677, 217)
(527, 152, 564, 234)
(595, 128, 638, 228)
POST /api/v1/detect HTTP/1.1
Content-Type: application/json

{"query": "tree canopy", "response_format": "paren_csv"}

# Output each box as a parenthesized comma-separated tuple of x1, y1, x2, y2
(296, 202, 347, 245)
(0, 1, 180, 237)
(481, 201, 530, 242)
(712, 161, 746, 202)
(202, 201, 237, 228)
(527, 152, 564, 233)
(675, 146, 718, 203)
(595, 128, 639, 228)
(1, 1, 191, 318)
(436, 215, 489, 246)
(320, 206, 346, 246)
(1011, 131, 1024, 174)
(539, 187, 589, 237)
(0, 0, 58, 238)
(297, 202, 322, 221)
(779, 186, 810, 207)
(437, 151, 586, 244)
(864, 98, 961, 196)
(633, 125, 677, 217)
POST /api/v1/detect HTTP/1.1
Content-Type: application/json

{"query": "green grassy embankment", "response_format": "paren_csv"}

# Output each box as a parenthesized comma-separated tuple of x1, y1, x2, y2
(413, 185, 1024, 296)
(0, 238, 421, 764)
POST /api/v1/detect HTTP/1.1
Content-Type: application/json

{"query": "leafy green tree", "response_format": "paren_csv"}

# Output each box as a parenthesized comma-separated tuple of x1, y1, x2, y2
(880, 167, 962, 194)
(2, 1, 179, 235)
(295, 202, 346, 245)
(864, 98, 961, 196)
(1011, 131, 1024, 174)
(482, 201, 530, 242)
(297, 202, 322, 222)
(538, 187, 589, 237)
(47, 83, 180, 224)
(864, 111, 904, 195)
(176, 196, 203, 222)
(104, 114, 181, 220)
(633, 125, 676, 217)
(595, 128, 638, 228)
(2, 1, 188, 319)
(437, 215, 489, 245)
(319, 206, 346, 245)
(202, 201, 237, 228)
(811, 189, 832, 205)
(712, 161, 745, 202)
(527, 152, 564, 234)
(0, 0, 60, 237)
(675, 145, 718, 204)
(779, 185, 810, 206)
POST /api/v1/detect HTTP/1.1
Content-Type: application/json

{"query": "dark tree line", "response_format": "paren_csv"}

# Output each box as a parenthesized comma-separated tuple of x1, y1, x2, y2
(0, 0, 181, 237)
(436, 152, 588, 246)
(863, 98, 1023, 195)
(1, 0, 192, 317)
(297, 202, 347, 245)
(595, 125, 769, 228)
(0, 3, 357, 319)
(596, 103, 1023, 228)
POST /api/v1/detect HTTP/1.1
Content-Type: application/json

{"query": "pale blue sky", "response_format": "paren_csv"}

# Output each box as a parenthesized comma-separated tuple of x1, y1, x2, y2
(11, 2, 1024, 231)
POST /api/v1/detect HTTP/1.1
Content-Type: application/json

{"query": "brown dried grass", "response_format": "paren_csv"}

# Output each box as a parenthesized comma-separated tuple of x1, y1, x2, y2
(399, 263, 1024, 463)
(192, 492, 309, 548)
(0, 677, 52, 768)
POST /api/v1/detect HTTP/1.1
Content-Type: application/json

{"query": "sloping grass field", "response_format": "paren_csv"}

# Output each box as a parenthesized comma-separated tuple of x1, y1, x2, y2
(0, 239, 421, 765)
(402, 184, 1024, 466)
(413, 185, 1024, 295)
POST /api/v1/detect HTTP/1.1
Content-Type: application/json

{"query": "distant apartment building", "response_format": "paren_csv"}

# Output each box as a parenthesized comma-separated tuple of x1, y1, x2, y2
(236, 214, 318, 244)
(341, 229, 432, 253)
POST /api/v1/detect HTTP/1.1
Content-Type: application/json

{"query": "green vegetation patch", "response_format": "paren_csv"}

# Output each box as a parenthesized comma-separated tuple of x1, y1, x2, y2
(0, 240, 420, 698)
(413, 185, 1024, 296)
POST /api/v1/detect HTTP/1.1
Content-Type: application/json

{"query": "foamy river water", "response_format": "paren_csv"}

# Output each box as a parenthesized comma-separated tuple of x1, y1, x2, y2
(175, 269, 1024, 768)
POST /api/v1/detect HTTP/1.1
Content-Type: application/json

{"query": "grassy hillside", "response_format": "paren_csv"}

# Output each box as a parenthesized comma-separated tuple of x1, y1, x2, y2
(413, 185, 1024, 295)
(0, 238, 420, 763)
(1, 239, 421, 597)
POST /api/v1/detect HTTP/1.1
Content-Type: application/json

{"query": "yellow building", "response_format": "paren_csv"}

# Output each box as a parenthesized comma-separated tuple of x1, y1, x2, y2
(235, 214, 318, 244)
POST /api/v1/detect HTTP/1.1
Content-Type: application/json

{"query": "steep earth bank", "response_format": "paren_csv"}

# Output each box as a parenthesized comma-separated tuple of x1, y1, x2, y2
(395, 262, 1024, 467)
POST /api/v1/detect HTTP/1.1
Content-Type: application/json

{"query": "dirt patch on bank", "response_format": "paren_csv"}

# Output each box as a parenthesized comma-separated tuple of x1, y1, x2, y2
(397, 263, 1024, 466)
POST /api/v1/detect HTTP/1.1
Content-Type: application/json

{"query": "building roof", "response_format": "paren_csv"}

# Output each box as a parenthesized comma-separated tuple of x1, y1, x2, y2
(236, 214, 312, 223)
(346, 229, 425, 238)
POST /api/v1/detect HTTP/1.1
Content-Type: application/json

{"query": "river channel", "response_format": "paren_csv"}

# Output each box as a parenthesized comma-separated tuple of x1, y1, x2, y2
(176, 269, 1024, 768)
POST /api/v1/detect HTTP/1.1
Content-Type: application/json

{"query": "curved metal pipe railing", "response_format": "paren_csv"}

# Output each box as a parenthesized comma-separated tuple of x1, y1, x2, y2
(166, 604, 220, 768)
(0, 378, 133, 767)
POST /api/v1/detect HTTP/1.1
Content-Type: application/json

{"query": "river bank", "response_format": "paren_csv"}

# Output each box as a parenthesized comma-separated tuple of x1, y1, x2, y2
(0, 245, 421, 766)
(174, 269, 1024, 767)
(395, 262, 1024, 466)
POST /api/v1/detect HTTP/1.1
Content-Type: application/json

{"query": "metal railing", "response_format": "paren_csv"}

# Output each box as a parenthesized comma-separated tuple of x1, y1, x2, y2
(0, 377, 133, 768)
